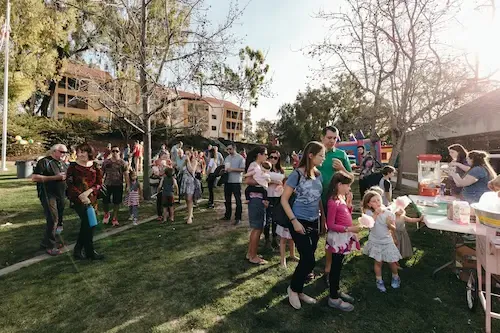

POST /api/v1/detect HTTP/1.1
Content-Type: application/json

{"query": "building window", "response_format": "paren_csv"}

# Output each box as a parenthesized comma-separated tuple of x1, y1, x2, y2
(58, 94, 65, 106)
(68, 77, 78, 90)
(58, 77, 66, 89)
(226, 121, 231, 129)
(239, 113, 243, 120)
(226, 110, 231, 118)
(79, 79, 88, 92)
(212, 114, 217, 120)
(211, 126, 217, 131)
(67, 95, 88, 109)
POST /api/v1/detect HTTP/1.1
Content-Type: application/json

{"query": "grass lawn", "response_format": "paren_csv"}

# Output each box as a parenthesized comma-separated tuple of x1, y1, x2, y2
(0, 163, 497, 332)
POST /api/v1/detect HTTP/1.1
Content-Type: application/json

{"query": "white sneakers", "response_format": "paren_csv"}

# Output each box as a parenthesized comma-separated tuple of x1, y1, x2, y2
(288, 286, 317, 310)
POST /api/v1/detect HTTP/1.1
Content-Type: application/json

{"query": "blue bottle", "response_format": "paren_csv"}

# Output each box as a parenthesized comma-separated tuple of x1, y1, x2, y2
(86, 205, 98, 227)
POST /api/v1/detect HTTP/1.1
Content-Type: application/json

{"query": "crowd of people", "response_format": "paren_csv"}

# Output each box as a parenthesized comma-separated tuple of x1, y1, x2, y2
(30, 128, 500, 312)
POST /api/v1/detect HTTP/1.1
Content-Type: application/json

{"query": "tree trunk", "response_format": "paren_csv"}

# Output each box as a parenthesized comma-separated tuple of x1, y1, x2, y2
(140, 0, 151, 200)
(38, 81, 56, 117)
(390, 130, 406, 190)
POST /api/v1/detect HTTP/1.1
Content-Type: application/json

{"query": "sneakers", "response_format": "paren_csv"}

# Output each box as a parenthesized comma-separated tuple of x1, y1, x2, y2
(103, 213, 110, 224)
(46, 248, 61, 256)
(339, 291, 355, 303)
(287, 286, 301, 310)
(133, 219, 138, 226)
(391, 276, 401, 289)
(128, 215, 134, 221)
(233, 219, 241, 226)
(298, 293, 317, 304)
(328, 298, 354, 312)
(376, 280, 387, 293)
(111, 218, 120, 227)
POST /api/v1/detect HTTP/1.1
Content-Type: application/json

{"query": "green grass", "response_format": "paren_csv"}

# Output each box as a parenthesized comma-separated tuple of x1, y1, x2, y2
(0, 163, 497, 333)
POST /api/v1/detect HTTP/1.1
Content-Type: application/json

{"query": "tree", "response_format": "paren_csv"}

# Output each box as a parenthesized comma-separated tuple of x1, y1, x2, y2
(275, 75, 371, 152)
(0, 0, 76, 111)
(310, 0, 494, 188)
(254, 119, 276, 144)
(77, 0, 269, 199)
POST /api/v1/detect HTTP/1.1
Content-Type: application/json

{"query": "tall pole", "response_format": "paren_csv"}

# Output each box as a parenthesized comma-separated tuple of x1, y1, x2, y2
(1, 0, 10, 171)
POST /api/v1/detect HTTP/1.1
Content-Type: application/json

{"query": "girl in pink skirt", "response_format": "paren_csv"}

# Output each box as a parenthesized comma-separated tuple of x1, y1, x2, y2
(125, 171, 142, 225)
(276, 224, 299, 268)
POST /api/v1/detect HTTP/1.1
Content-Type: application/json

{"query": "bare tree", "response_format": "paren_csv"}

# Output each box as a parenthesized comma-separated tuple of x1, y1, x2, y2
(310, 0, 495, 188)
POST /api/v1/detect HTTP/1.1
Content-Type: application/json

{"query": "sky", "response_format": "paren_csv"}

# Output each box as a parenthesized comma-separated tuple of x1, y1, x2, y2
(206, 0, 500, 126)
(206, 0, 339, 124)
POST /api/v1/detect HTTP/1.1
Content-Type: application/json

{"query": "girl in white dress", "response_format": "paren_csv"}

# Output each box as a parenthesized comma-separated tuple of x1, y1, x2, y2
(362, 191, 402, 293)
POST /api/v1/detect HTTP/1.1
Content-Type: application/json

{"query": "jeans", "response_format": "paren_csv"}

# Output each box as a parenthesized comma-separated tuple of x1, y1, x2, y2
(329, 253, 345, 299)
(129, 205, 138, 219)
(264, 197, 280, 241)
(40, 195, 65, 249)
(207, 173, 217, 205)
(156, 191, 163, 216)
(74, 204, 95, 257)
(289, 219, 319, 293)
(224, 183, 242, 220)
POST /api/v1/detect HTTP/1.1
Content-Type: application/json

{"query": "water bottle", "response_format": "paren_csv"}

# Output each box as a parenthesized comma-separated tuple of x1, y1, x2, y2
(86, 205, 98, 227)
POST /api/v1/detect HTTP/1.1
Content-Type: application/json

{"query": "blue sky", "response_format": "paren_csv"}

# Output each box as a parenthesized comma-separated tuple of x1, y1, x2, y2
(206, 0, 338, 124)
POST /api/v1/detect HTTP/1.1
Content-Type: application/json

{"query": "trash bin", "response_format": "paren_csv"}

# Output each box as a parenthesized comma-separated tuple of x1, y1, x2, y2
(15, 160, 34, 179)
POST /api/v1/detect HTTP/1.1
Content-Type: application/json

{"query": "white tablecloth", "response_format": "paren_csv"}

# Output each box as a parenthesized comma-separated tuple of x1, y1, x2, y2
(409, 195, 482, 235)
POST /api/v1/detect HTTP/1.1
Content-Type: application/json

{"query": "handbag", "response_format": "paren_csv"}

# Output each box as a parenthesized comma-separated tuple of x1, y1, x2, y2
(273, 170, 301, 228)
(86, 205, 98, 227)
(186, 168, 202, 201)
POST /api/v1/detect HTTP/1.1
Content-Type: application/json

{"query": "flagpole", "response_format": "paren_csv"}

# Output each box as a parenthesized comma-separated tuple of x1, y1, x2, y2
(1, 0, 10, 171)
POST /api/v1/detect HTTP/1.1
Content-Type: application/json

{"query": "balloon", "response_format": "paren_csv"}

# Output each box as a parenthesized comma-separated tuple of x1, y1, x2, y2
(20, 140, 28, 145)
(28, 139, 34, 144)
(15, 135, 22, 141)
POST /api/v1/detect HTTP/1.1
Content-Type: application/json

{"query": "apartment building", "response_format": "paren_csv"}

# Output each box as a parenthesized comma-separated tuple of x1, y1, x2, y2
(51, 62, 245, 141)
(50, 62, 113, 122)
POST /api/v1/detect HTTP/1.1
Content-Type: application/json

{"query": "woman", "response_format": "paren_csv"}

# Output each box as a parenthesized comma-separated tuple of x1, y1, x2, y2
(245, 146, 269, 265)
(448, 150, 496, 203)
(66, 143, 104, 260)
(132, 140, 140, 171)
(281, 141, 325, 310)
(151, 156, 166, 221)
(447, 144, 470, 197)
(206, 148, 218, 209)
(180, 149, 200, 224)
(195, 151, 206, 196)
(264, 150, 285, 250)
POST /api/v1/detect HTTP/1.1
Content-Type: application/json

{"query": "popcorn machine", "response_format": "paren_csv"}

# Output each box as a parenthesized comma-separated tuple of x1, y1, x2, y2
(417, 154, 442, 196)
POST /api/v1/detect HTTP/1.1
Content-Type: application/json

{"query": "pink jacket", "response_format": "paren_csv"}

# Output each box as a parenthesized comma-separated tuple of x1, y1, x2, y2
(326, 198, 353, 232)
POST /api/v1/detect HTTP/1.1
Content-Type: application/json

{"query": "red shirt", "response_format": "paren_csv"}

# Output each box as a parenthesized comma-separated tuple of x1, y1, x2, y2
(66, 162, 103, 207)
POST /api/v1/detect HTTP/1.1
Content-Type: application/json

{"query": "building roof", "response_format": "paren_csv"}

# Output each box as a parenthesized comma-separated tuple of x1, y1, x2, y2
(62, 61, 113, 82)
(176, 90, 242, 110)
(417, 88, 500, 140)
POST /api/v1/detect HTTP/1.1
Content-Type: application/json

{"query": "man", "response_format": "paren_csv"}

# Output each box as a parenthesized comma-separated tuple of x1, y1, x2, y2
(102, 146, 129, 226)
(171, 141, 183, 160)
(221, 143, 245, 225)
(317, 126, 353, 285)
(214, 145, 224, 166)
(32, 144, 69, 256)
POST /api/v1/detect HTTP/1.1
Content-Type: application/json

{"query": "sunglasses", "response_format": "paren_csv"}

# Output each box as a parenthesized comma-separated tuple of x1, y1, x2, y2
(58, 150, 68, 154)
(268, 156, 278, 160)
(112, 150, 120, 153)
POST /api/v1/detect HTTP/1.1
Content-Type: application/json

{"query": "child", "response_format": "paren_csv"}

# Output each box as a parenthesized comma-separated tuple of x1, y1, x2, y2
(244, 160, 272, 202)
(276, 223, 298, 268)
(125, 171, 142, 225)
(362, 190, 402, 292)
(379, 166, 396, 206)
(489, 174, 500, 196)
(394, 208, 423, 261)
(325, 171, 361, 312)
(158, 167, 178, 223)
